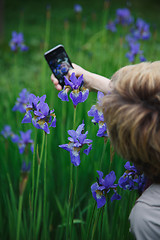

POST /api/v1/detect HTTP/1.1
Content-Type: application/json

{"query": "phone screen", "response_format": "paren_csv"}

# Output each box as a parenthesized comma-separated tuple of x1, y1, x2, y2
(44, 45, 73, 87)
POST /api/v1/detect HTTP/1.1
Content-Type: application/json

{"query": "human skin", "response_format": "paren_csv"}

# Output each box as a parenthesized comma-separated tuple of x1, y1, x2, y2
(51, 63, 113, 94)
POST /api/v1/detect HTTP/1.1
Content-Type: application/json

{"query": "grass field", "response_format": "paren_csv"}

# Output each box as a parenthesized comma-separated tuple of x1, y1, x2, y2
(0, 0, 160, 239)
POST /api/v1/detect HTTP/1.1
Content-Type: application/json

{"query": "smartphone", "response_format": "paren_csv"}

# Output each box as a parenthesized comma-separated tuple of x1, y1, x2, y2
(44, 44, 73, 87)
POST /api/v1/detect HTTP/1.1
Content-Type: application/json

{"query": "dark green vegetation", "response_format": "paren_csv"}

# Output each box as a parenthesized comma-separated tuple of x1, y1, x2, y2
(0, 0, 160, 239)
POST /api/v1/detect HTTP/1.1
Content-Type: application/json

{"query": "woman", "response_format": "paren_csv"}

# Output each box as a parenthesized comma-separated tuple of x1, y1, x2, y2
(51, 61, 160, 240)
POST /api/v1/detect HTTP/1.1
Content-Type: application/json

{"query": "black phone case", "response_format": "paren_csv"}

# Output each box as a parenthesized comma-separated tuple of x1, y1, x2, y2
(44, 45, 73, 87)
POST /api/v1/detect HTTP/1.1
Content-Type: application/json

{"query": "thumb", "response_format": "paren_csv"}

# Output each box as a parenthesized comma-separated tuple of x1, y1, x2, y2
(68, 68, 76, 78)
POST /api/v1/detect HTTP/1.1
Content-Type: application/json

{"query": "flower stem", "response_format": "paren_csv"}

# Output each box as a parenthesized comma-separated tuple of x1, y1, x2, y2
(33, 131, 46, 236)
(70, 166, 78, 237)
(99, 206, 105, 240)
(43, 133, 47, 239)
(66, 106, 77, 239)
(86, 202, 96, 239)
(31, 128, 37, 210)
(108, 140, 114, 173)
(16, 194, 23, 240)
(41, 6, 51, 93)
(91, 208, 102, 240)
(73, 106, 77, 130)
(99, 138, 108, 169)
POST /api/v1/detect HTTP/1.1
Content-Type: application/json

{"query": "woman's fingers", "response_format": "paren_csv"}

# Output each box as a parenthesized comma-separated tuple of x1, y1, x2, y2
(55, 84, 62, 91)
(68, 69, 76, 78)
(51, 63, 85, 91)
(51, 74, 62, 91)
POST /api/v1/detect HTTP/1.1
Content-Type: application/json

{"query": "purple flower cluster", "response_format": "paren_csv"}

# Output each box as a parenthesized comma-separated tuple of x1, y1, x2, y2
(12, 89, 30, 113)
(1, 125, 19, 143)
(58, 73, 89, 107)
(106, 8, 133, 33)
(106, 8, 151, 62)
(115, 8, 133, 26)
(22, 94, 56, 134)
(59, 122, 92, 166)
(1, 125, 34, 154)
(106, 21, 117, 33)
(9, 31, 29, 52)
(125, 18, 150, 62)
(91, 170, 121, 209)
(17, 130, 34, 154)
(21, 160, 31, 172)
(74, 4, 82, 13)
(131, 18, 151, 41)
(88, 91, 108, 138)
(20, 160, 31, 195)
(1, 125, 12, 139)
(118, 161, 147, 193)
(125, 40, 146, 63)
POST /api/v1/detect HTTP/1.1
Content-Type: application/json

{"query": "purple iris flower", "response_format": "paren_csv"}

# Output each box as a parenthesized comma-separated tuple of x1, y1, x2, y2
(91, 170, 121, 209)
(88, 91, 108, 137)
(21, 160, 31, 172)
(118, 161, 147, 192)
(1, 125, 19, 143)
(59, 122, 92, 166)
(74, 4, 82, 13)
(126, 42, 144, 63)
(97, 122, 108, 137)
(129, 42, 140, 55)
(115, 8, 133, 26)
(22, 94, 56, 134)
(106, 21, 117, 32)
(9, 31, 29, 52)
(20, 45, 29, 51)
(22, 94, 44, 123)
(139, 55, 146, 62)
(20, 160, 31, 195)
(33, 102, 56, 134)
(11, 133, 19, 143)
(1, 125, 12, 139)
(132, 18, 151, 41)
(58, 88, 69, 102)
(125, 34, 137, 43)
(12, 89, 30, 113)
(18, 130, 34, 154)
(58, 73, 89, 107)
(126, 52, 134, 63)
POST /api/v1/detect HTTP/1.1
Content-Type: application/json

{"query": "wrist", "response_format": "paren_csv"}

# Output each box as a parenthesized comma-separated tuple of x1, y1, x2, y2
(82, 70, 93, 91)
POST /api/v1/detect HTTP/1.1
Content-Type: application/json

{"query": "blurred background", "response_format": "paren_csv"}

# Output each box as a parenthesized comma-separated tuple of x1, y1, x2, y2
(0, 0, 160, 239)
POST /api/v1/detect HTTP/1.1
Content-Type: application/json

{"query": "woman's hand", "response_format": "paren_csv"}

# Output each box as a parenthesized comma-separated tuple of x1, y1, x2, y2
(51, 63, 112, 94)
(51, 74, 63, 91)
(51, 63, 90, 91)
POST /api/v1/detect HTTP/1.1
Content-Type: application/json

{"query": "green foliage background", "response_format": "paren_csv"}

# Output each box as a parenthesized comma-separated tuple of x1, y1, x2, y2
(0, 0, 160, 239)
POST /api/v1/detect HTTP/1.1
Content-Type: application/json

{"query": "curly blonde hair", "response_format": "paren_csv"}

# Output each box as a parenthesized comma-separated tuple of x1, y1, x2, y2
(102, 61, 160, 183)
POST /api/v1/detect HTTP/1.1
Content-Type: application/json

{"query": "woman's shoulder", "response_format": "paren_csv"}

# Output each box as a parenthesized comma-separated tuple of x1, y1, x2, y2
(137, 183, 160, 206)
(129, 184, 160, 240)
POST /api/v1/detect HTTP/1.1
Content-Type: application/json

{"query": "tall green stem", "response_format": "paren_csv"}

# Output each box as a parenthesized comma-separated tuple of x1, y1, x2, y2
(41, 7, 51, 93)
(73, 106, 77, 130)
(16, 194, 23, 240)
(99, 206, 105, 240)
(91, 208, 102, 240)
(99, 138, 108, 169)
(33, 131, 46, 235)
(70, 166, 78, 237)
(66, 106, 77, 240)
(108, 140, 114, 173)
(86, 203, 96, 239)
(43, 133, 47, 239)
(32, 129, 38, 210)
